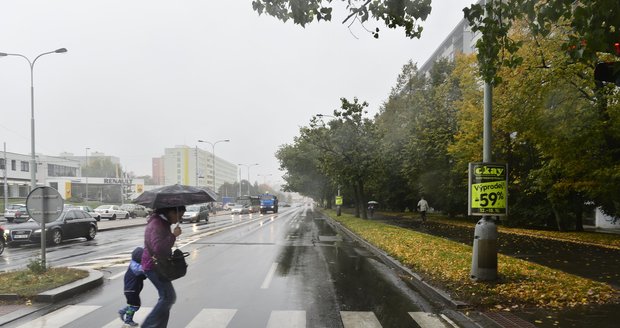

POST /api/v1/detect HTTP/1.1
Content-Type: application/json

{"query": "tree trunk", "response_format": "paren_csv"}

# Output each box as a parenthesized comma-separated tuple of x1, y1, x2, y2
(551, 202, 565, 232)
(326, 190, 333, 209)
(352, 182, 360, 218)
(575, 206, 584, 232)
(357, 179, 367, 220)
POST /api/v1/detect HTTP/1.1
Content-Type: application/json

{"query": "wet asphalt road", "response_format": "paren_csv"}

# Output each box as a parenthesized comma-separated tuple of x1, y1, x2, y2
(2, 205, 464, 328)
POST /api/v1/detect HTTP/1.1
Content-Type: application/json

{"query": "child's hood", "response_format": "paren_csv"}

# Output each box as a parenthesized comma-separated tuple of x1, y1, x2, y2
(132, 247, 144, 263)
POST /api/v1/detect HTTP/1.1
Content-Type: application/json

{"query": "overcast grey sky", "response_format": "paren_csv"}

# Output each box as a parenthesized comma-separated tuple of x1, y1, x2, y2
(0, 0, 475, 186)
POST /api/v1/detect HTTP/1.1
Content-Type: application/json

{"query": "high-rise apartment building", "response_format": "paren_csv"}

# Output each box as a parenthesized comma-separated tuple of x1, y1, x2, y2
(156, 145, 237, 192)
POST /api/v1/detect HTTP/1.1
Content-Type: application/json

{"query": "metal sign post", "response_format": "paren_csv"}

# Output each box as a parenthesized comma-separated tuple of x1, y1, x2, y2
(468, 162, 507, 281)
(26, 186, 64, 267)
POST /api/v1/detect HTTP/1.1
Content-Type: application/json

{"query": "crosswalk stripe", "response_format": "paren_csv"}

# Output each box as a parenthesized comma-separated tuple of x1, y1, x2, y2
(340, 311, 382, 328)
(186, 308, 237, 328)
(15, 304, 457, 328)
(266, 310, 306, 328)
(102, 306, 153, 328)
(409, 312, 447, 328)
(17, 305, 100, 328)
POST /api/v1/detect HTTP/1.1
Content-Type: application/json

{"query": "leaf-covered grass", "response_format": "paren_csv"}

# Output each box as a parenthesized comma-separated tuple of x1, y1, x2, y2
(383, 211, 620, 250)
(0, 267, 88, 299)
(326, 210, 619, 309)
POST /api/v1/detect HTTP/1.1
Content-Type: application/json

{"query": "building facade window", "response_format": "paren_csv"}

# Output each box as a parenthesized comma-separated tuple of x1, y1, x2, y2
(11, 160, 16, 171)
(0, 158, 4, 170)
(20, 161, 29, 172)
(47, 164, 78, 177)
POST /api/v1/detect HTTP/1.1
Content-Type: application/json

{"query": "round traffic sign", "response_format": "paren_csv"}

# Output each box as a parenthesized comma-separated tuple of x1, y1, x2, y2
(26, 186, 64, 223)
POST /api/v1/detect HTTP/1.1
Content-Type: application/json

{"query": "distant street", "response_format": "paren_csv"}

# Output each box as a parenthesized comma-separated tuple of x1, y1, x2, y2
(2, 205, 469, 328)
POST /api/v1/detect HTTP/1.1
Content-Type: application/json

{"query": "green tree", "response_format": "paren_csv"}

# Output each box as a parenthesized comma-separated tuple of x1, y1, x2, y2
(276, 137, 332, 204)
(252, 1, 620, 83)
(83, 158, 122, 178)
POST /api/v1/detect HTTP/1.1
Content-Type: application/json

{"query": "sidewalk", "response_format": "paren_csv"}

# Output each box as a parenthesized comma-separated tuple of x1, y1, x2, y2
(0, 218, 146, 326)
(0, 212, 231, 325)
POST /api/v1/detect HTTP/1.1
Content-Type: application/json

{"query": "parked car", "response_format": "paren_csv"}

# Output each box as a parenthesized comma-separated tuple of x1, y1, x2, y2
(70, 205, 101, 221)
(3, 208, 98, 246)
(94, 205, 130, 220)
(181, 204, 210, 223)
(230, 204, 250, 215)
(3, 204, 30, 223)
(0, 225, 5, 255)
(120, 204, 149, 218)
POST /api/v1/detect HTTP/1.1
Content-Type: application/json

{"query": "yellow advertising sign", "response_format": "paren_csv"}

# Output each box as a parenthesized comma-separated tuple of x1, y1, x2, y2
(335, 196, 343, 206)
(468, 163, 508, 216)
(470, 181, 506, 208)
(64, 181, 72, 199)
(136, 184, 144, 193)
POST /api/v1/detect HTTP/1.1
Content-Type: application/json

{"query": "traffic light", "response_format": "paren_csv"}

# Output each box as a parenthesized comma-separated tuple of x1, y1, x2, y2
(594, 62, 620, 86)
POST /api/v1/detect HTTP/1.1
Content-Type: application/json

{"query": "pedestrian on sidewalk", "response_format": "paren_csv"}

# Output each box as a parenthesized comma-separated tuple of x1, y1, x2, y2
(417, 197, 429, 222)
(118, 246, 146, 327)
(368, 204, 375, 219)
(141, 206, 184, 328)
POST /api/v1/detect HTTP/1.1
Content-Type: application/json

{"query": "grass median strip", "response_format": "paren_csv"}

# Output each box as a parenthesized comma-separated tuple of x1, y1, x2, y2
(0, 267, 88, 300)
(325, 210, 618, 309)
(383, 212, 620, 250)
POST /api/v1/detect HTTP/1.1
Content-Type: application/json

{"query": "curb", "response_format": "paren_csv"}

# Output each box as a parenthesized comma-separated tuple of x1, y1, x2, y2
(0, 269, 103, 326)
(322, 214, 490, 328)
(36, 269, 103, 303)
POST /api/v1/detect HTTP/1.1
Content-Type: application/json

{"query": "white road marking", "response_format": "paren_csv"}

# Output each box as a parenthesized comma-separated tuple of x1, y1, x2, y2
(340, 311, 382, 328)
(102, 306, 153, 328)
(17, 305, 100, 328)
(109, 270, 125, 280)
(409, 312, 447, 327)
(440, 313, 460, 328)
(185, 308, 237, 328)
(261, 262, 279, 289)
(266, 310, 306, 328)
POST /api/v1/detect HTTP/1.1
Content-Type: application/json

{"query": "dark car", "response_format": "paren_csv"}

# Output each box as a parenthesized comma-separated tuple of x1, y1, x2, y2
(69, 205, 101, 221)
(4, 209, 98, 246)
(120, 204, 149, 218)
(0, 226, 5, 255)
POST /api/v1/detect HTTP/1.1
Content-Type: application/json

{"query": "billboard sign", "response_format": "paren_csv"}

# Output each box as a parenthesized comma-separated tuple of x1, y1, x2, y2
(468, 162, 508, 216)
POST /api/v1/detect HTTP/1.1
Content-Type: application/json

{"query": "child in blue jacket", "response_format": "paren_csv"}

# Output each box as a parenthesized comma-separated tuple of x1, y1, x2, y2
(118, 247, 146, 326)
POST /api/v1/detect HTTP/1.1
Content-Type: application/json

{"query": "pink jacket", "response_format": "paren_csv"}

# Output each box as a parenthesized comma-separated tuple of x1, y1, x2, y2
(141, 214, 176, 271)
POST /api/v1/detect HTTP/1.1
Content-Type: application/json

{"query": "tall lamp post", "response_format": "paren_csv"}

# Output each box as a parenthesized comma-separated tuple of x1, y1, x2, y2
(238, 163, 259, 195)
(198, 139, 230, 193)
(0, 48, 68, 189)
(257, 173, 273, 189)
(85, 147, 90, 201)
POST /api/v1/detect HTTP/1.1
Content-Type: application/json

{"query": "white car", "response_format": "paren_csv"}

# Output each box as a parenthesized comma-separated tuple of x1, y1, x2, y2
(3, 204, 28, 223)
(94, 205, 129, 220)
(181, 204, 210, 223)
(230, 204, 250, 215)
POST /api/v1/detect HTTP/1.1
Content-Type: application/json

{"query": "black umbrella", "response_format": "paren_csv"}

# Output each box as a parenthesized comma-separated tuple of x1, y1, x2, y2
(133, 184, 217, 209)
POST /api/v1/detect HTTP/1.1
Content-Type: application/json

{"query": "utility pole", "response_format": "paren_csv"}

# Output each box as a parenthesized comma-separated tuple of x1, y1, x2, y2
(470, 0, 498, 282)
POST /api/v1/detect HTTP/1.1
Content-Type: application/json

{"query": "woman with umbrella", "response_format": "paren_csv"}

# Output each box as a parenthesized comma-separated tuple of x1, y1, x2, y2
(133, 184, 216, 328)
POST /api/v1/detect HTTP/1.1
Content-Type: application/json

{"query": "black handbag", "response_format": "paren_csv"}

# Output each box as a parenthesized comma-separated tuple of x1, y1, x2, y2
(146, 244, 189, 281)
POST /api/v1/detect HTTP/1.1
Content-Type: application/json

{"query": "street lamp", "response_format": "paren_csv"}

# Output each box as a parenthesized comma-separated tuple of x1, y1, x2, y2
(198, 139, 230, 193)
(257, 173, 273, 187)
(0, 48, 68, 189)
(238, 163, 259, 195)
(85, 147, 90, 201)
